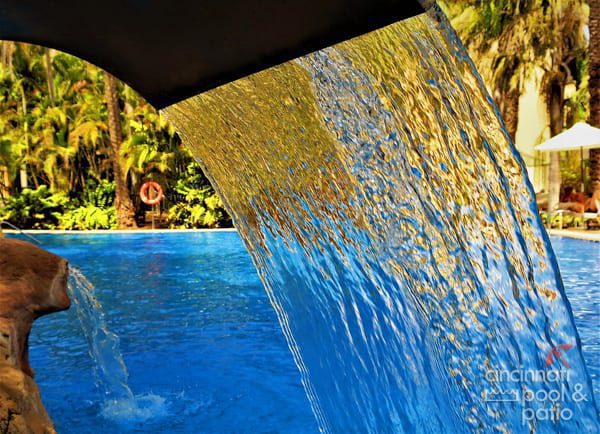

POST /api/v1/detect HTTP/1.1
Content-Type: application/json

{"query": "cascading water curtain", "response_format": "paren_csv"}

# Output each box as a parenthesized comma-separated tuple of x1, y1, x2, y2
(164, 6, 599, 433)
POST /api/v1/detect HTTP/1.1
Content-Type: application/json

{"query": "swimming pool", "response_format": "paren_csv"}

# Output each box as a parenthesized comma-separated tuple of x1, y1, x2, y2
(17, 233, 599, 433)
(27, 232, 317, 433)
(549, 236, 600, 402)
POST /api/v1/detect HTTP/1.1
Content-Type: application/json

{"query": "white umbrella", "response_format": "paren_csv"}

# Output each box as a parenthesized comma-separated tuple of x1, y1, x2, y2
(535, 122, 600, 191)
(535, 122, 600, 152)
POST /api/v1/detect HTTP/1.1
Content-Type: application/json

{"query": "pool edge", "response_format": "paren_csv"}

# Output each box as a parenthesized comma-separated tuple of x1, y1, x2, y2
(1, 228, 238, 235)
(548, 229, 600, 242)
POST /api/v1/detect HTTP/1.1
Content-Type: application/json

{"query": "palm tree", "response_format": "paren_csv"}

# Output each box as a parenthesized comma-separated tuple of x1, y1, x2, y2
(544, 1, 587, 214)
(589, 0, 600, 194)
(443, 0, 587, 216)
(104, 71, 136, 228)
(0, 40, 200, 229)
(45, 48, 56, 106)
(0, 139, 14, 201)
(1, 41, 14, 78)
(440, 0, 534, 141)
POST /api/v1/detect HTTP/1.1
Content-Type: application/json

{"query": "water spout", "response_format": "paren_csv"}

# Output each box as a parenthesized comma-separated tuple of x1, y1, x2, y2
(67, 267, 133, 401)
(66, 266, 167, 423)
(164, 6, 599, 433)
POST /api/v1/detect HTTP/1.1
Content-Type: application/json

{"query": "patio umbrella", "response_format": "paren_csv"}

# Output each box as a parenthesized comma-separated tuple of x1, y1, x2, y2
(534, 122, 600, 191)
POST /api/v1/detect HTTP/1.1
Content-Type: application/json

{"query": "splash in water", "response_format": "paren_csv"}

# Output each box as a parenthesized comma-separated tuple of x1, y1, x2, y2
(164, 6, 598, 433)
(68, 267, 166, 422)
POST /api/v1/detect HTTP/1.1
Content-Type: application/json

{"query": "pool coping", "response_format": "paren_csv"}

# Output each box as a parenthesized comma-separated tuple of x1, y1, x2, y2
(548, 229, 600, 242)
(1, 228, 238, 235)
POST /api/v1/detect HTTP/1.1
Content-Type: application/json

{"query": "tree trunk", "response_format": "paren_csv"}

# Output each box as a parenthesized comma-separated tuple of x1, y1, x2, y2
(104, 72, 136, 229)
(19, 168, 28, 189)
(500, 88, 520, 142)
(1, 42, 8, 70)
(1, 42, 13, 78)
(0, 167, 12, 202)
(547, 80, 563, 221)
(45, 49, 55, 106)
(589, 0, 600, 194)
(20, 85, 29, 190)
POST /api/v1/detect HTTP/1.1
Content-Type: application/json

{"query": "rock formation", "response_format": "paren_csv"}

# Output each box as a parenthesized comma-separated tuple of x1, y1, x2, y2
(0, 238, 70, 433)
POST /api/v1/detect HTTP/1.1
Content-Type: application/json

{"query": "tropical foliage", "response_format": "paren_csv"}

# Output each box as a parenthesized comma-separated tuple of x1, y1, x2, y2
(59, 180, 116, 230)
(589, 0, 600, 194)
(0, 185, 68, 229)
(0, 42, 231, 229)
(441, 0, 591, 216)
(0, 1, 596, 229)
(167, 163, 231, 229)
(441, 0, 589, 138)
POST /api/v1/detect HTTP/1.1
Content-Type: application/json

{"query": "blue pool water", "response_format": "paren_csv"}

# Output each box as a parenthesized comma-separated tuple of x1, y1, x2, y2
(13, 232, 599, 433)
(550, 237, 600, 402)
(25, 232, 318, 434)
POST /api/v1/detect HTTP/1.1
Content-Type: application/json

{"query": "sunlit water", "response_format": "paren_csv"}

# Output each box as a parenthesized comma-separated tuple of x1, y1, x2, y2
(163, 6, 598, 433)
(67, 268, 132, 399)
(22, 233, 599, 433)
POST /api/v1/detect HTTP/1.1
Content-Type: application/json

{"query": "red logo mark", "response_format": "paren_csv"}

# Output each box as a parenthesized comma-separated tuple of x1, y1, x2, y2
(546, 344, 574, 369)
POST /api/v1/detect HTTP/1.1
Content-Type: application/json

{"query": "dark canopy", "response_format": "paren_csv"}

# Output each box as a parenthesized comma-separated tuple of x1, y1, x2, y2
(0, 0, 432, 108)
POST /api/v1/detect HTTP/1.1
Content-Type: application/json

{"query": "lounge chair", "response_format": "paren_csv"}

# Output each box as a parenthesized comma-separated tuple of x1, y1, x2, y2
(583, 199, 600, 229)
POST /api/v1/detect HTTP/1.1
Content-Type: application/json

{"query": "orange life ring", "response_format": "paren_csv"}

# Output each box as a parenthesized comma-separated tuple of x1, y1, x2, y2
(140, 181, 164, 206)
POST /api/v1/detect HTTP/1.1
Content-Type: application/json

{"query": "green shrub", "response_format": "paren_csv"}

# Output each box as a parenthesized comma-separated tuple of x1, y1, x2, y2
(167, 199, 224, 228)
(167, 163, 230, 229)
(0, 186, 69, 229)
(539, 211, 586, 229)
(57, 180, 117, 230)
(59, 205, 116, 230)
(81, 179, 115, 208)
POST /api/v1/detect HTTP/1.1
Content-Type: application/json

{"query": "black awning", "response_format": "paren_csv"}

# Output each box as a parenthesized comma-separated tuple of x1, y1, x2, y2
(0, 0, 432, 108)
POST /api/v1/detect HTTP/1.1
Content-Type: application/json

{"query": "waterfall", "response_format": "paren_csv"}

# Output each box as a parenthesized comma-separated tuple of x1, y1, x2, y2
(163, 6, 599, 433)
(68, 267, 166, 421)
(68, 267, 133, 401)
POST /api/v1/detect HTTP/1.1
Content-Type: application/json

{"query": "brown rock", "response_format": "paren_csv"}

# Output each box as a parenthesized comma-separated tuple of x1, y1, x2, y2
(0, 239, 71, 433)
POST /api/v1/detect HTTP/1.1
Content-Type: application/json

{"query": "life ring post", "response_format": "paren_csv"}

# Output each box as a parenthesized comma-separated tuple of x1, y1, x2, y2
(140, 181, 164, 229)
